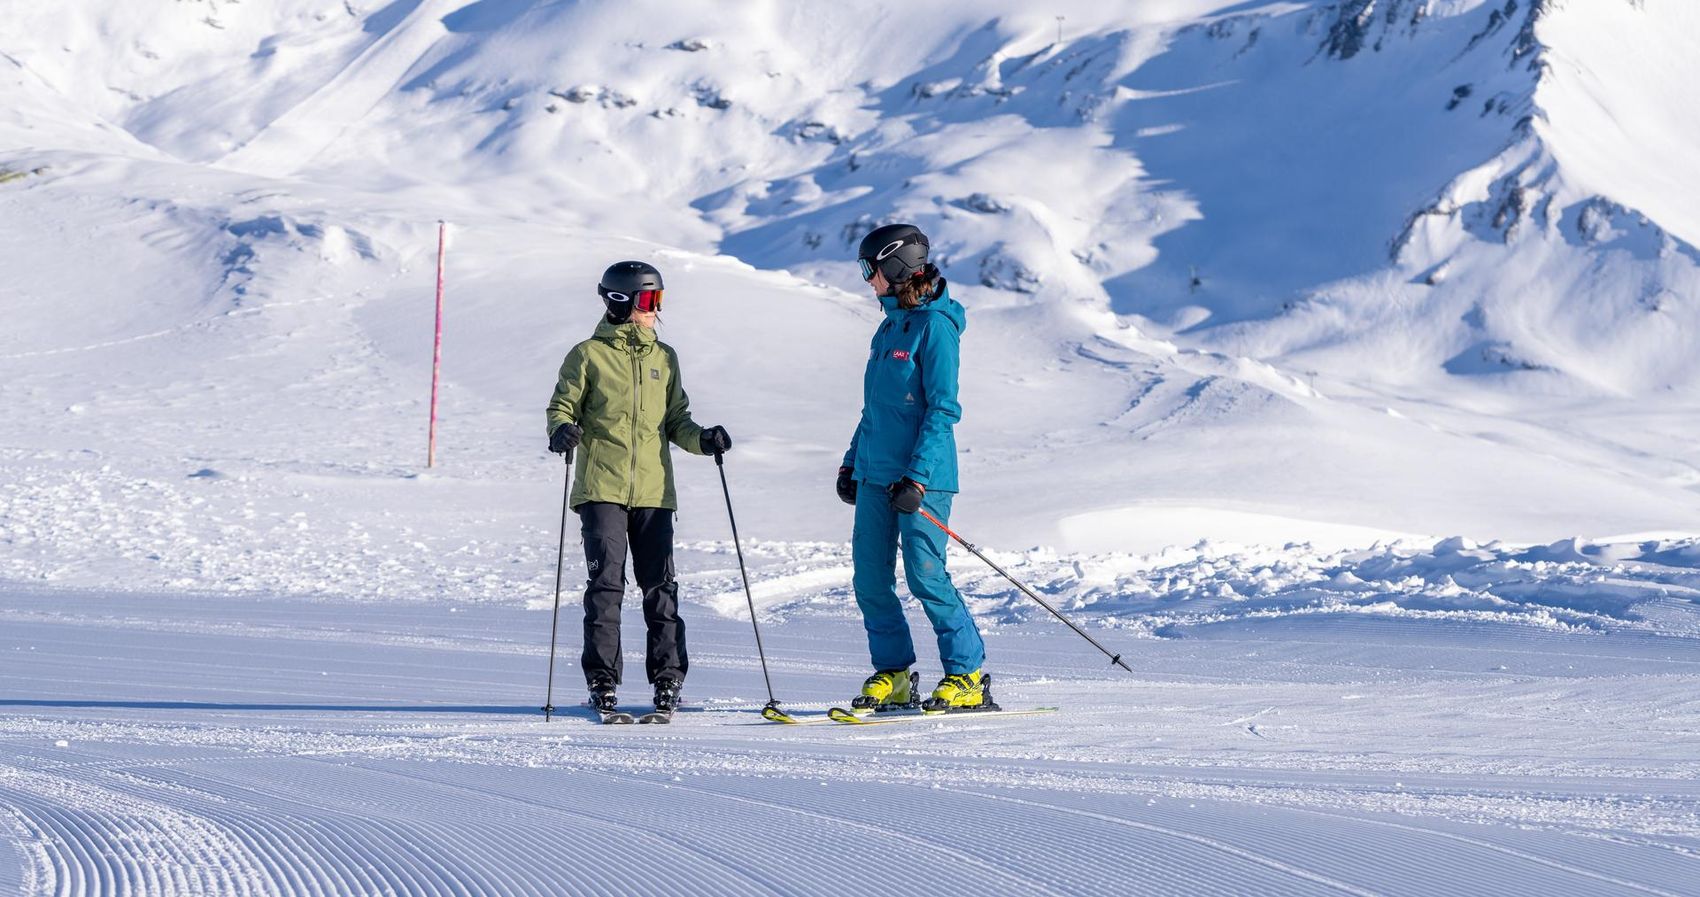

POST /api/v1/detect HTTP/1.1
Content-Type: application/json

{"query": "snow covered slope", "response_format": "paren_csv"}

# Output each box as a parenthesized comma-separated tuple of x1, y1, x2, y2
(5, 4, 1700, 895)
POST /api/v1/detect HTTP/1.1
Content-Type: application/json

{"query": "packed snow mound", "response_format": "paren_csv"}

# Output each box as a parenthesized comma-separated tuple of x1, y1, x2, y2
(694, 530, 1700, 639)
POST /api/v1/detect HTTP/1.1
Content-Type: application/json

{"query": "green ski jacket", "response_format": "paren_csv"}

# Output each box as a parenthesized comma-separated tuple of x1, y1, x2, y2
(546, 319, 707, 510)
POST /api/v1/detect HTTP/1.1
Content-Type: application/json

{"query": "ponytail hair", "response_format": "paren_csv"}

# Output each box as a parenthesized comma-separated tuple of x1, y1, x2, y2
(894, 263, 942, 309)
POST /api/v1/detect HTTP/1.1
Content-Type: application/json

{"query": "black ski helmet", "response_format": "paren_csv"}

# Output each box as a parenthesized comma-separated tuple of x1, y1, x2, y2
(857, 224, 930, 287)
(597, 260, 664, 323)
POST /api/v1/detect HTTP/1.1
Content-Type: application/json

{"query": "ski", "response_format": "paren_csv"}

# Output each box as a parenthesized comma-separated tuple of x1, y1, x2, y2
(760, 704, 797, 724)
(768, 672, 1065, 725)
(758, 698, 915, 724)
(636, 710, 672, 724)
(827, 706, 1058, 726)
(757, 709, 837, 725)
(597, 709, 636, 725)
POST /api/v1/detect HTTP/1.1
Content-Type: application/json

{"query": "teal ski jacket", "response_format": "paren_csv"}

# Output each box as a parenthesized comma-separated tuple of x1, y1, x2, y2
(842, 282, 966, 492)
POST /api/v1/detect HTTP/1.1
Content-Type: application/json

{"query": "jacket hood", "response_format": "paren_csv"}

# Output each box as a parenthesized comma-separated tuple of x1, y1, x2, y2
(877, 279, 966, 334)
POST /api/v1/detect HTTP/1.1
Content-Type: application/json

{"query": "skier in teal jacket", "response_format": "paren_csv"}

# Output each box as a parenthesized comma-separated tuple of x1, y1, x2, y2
(837, 223, 989, 714)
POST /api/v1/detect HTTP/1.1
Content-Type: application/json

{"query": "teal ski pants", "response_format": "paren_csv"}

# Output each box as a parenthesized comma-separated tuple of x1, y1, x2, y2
(851, 483, 986, 675)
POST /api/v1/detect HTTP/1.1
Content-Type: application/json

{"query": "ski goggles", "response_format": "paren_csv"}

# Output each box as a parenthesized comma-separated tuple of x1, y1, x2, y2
(857, 258, 877, 281)
(603, 288, 664, 312)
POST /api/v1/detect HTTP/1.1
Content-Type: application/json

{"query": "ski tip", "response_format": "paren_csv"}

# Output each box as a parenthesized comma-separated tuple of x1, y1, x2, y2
(637, 712, 673, 724)
(761, 706, 799, 724)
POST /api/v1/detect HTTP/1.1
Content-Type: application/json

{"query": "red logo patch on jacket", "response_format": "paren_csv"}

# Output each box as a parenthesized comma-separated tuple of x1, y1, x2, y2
(891, 350, 911, 361)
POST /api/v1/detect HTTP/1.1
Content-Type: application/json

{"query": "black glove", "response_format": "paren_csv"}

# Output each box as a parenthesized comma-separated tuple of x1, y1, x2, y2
(836, 467, 858, 505)
(549, 423, 582, 454)
(699, 425, 732, 455)
(887, 478, 925, 514)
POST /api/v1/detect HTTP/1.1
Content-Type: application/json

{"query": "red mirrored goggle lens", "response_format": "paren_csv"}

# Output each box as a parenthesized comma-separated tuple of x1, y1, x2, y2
(606, 288, 664, 312)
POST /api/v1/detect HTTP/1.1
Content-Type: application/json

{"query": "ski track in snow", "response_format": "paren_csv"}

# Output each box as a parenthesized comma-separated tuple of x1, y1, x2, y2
(4, 589, 1700, 896)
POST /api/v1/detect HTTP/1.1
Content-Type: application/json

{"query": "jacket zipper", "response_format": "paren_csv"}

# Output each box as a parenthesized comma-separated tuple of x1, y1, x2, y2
(630, 345, 641, 507)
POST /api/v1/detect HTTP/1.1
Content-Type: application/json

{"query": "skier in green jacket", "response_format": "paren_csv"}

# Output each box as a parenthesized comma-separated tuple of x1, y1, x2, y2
(545, 261, 731, 718)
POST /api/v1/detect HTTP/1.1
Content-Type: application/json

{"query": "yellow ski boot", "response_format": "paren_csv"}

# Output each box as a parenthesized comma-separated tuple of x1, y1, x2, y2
(922, 670, 999, 714)
(849, 670, 918, 715)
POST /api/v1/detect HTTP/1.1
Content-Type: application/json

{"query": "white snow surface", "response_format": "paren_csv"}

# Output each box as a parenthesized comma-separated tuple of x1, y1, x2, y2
(3, 1, 1700, 895)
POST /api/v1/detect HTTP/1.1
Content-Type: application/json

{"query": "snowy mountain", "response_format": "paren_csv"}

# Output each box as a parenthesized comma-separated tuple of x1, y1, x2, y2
(2, 0, 1697, 577)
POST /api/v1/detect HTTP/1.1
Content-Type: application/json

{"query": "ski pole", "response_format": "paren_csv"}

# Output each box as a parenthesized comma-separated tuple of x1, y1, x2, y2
(918, 509, 1133, 673)
(714, 451, 789, 720)
(542, 449, 573, 720)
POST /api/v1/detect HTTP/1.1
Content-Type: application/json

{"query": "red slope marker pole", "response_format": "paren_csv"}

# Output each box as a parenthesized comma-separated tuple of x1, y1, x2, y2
(917, 508, 1133, 672)
(427, 220, 446, 468)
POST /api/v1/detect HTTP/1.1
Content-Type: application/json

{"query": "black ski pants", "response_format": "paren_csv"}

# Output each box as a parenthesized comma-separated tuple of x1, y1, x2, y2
(578, 502, 687, 688)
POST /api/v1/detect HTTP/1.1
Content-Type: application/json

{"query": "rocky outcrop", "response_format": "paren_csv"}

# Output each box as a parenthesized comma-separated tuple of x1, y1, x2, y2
(1321, 0, 1432, 60)
(1322, 0, 1578, 69)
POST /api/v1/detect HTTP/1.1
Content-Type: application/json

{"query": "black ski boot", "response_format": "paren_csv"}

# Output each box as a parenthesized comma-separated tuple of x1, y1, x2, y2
(641, 677, 682, 724)
(589, 675, 633, 724)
